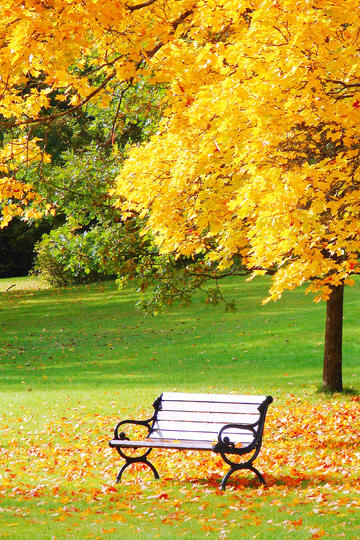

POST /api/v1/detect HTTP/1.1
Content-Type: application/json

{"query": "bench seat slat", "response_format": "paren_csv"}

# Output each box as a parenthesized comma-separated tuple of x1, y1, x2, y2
(109, 438, 215, 451)
(161, 392, 266, 404)
(161, 401, 261, 414)
(157, 410, 259, 424)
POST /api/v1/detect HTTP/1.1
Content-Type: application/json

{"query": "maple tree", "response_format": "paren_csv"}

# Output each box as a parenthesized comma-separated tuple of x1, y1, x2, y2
(1, 1, 360, 391)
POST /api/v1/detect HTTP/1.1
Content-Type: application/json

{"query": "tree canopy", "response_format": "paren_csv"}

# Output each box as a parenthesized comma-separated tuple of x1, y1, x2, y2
(1, 0, 360, 300)
(115, 1, 360, 305)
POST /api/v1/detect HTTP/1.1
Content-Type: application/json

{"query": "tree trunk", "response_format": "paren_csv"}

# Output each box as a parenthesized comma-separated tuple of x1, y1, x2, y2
(323, 283, 344, 392)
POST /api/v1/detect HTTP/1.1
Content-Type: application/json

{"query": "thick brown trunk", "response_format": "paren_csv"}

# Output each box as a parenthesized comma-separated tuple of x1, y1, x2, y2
(323, 283, 344, 392)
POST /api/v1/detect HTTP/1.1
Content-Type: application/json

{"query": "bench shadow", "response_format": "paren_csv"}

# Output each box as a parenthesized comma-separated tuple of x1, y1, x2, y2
(172, 470, 355, 491)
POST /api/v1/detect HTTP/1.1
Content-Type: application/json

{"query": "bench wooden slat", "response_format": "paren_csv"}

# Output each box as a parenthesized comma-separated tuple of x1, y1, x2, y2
(161, 401, 261, 414)
(150, 429, 253, 444)
(109, 438, 215, 451)
(162, 392, 266, 404)
(156, 410, 259, 424)
(153, 420, 255, 435)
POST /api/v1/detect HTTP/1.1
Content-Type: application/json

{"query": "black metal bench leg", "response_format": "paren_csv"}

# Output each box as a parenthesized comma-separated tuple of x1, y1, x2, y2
(116, 462, 130, 483)
(145, 459, 160, 480)
(220, 467, 237, 490)
(116, 457, 160, 483)
(248, 465, 265, 485)
(220, 464, 265, 490)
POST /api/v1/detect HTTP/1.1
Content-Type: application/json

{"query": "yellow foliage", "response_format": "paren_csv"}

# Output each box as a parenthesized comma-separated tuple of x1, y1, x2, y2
(1, 0, 360, 298)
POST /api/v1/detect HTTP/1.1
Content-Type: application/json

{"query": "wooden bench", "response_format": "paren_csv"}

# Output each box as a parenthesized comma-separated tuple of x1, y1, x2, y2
(109, 392, 273, 490)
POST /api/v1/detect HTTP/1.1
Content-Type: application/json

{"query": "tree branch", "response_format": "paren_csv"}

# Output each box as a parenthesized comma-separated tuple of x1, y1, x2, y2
(110, 81, 134, 143)
(0, 70, 117, 129)
(126, 0, 158, 11)
(145, 9, 194, 57)
(0, 7, 194, 130)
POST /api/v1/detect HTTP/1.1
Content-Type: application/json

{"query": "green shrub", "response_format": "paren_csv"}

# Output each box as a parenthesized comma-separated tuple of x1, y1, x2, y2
(32, 224, 119, 286)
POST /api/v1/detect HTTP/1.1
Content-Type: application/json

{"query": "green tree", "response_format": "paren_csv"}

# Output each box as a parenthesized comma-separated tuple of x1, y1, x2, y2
(32, 81, 164, 285)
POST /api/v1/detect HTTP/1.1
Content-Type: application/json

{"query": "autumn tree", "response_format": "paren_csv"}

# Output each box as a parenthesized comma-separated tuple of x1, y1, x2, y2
(1, 1, 360, 391)
(114, 1, 360, 393)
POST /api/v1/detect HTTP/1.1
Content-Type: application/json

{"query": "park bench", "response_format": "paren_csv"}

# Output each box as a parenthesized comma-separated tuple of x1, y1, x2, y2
(109, 392, 273, 490)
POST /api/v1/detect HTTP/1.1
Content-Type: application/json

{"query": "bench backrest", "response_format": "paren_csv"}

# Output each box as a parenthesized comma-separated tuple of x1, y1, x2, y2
(150, 392, 271, 445)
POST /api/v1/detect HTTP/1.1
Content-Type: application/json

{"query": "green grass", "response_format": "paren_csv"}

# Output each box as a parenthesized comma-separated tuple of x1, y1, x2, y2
(0, 276, 359, 538)
(1, 274, 359, 399)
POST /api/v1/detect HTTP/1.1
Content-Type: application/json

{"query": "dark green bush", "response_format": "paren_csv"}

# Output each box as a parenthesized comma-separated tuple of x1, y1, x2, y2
(32, 224, 117, 286)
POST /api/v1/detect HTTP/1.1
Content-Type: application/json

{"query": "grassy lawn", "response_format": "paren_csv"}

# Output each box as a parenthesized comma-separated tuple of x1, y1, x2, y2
(0, 276, 359, 538)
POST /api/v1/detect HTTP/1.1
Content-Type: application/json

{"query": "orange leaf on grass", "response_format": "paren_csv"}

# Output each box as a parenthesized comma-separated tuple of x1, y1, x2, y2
(310, 528, 326, 538)
(110, 513, 126, 522)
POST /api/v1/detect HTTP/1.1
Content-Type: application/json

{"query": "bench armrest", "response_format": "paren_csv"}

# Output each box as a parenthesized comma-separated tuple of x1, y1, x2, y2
(214, 396, 273, 454)
(214, 423, 259, 454)
(114, 418, 154, 441)
(113, 396, 162, 441)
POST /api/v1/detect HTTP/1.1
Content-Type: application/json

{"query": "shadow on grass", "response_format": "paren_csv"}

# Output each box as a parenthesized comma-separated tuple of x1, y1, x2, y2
(116, 466, 355, 492)
(316, 385, 359, 396)
(186, 470, 355, 491)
